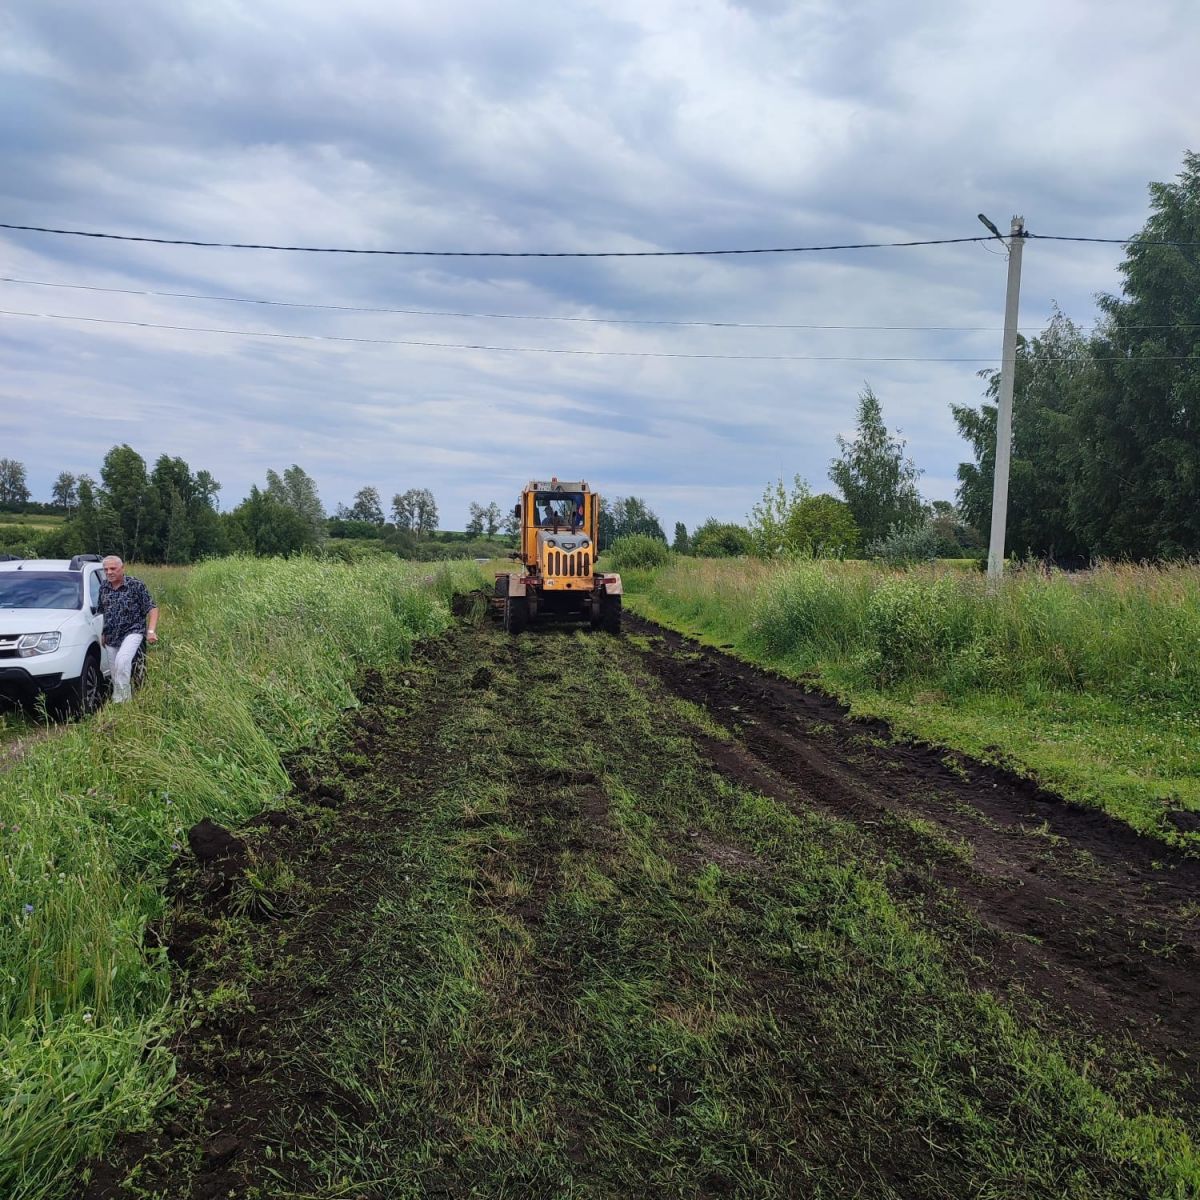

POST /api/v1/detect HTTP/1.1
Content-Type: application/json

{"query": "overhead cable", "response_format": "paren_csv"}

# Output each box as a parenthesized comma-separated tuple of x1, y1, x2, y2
(1028, 234, 1200, 246)
(0, 275, 1009, 330)
(5, 222, 1199, 257)
(4, 275, 1196, 332)
(1, 308, 1195, 363)
(0, 221, 994, 256)
(0, 308, 1000, 360)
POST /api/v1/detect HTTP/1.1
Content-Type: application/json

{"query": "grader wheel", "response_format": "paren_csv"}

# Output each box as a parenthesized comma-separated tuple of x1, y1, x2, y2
(504, 595, 528, 635)
(600, 593, 621, 635)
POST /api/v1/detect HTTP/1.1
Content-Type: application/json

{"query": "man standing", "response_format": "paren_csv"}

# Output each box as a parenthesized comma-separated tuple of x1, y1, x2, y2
(99, 555, 158, 703)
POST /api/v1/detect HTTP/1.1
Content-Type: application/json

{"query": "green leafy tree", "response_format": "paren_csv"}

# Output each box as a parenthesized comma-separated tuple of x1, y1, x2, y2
(925, 502, 982, 558)
(785, 494, 860, 558)
(413, 488, 438, 538)
(483, 502, 502, 537)
(189, 470, 227, 560)
(1066, 152, 1200, 557)
(231, 486, 319, 556)
(195, 470, 221, 510)
(147, 455, 195, 563)
(598, 496, 665, 549)
(830, 386, 924, 545)
(0, 458, 31, 506)
(162, 490, 194, 564)
(391, 488, 435, 534)
(74, 474, 120, 555)
(671, 521, 689, 554)
(100, 444, 159, 560)
(465, 502, 487, 537)
(748, 474, 811, 558)
(349, 486, 385, 526)
(51, 471, 78, 513)
(691, 519, 753, 558)
(952, 311, 1088, 560)
(266, 466, 326, 544)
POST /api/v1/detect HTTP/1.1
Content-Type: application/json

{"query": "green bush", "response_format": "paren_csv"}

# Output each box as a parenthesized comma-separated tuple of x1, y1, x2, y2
(606, 534, 670, 571)
(867, 521, 941, 565)
(691, 520, 753, 558)
(865, 575, 980, 684)
(784, 494, 860, 559)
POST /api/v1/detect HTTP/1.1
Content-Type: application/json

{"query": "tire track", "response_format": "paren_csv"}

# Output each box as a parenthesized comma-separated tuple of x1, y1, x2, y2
(626, 613, 1200, 1093)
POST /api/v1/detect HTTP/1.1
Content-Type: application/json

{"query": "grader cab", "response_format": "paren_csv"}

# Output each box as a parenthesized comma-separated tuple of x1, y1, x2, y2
(495, 478, 622, 634)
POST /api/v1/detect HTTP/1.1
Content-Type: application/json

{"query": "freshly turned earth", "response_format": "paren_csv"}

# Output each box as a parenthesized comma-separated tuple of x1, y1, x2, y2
(77, 598, 1200, 1199)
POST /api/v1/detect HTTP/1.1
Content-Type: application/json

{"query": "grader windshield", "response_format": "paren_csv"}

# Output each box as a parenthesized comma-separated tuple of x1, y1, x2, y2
(533, 491, 584, 528)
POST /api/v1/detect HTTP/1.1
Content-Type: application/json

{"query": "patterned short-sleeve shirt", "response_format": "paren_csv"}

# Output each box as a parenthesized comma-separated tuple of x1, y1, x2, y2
(99, 576, 155, 644)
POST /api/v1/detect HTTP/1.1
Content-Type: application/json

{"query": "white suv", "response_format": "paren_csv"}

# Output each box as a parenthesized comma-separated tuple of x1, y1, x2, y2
(0, 556, 111, 715)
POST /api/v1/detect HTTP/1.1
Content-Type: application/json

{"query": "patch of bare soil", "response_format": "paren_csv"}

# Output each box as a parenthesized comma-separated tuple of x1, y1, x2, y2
(77, 638, 471, 1200)
(626, 613, 1200, 1096)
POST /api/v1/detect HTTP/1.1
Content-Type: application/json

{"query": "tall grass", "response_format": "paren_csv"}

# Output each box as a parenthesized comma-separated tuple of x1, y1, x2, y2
(747, 560, 1200, 703)
(0, 556, 481, 1198)
(629, 557, 1200, 837)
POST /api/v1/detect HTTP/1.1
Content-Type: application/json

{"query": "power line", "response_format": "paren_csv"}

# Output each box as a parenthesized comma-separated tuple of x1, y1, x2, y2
(0, 275, 1010, 331)
(0, 221, 993, 256)
(0, 308, 1000, 360)
(5, 275, 1197, 333)
(1028, 234, 1200, 247)
(1, 308, 1195, 363)
(4, 221, 1198, 260)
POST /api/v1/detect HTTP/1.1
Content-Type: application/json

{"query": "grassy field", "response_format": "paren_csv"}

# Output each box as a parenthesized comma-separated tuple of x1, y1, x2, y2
(81, 607, 1199, 1198)
(0, 513, 66, 528)
(0, 556, 482, 1198)
(623, 557, 1200, 847)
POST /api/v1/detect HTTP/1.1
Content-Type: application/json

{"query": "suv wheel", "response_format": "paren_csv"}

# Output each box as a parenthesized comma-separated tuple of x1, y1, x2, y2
(61, 652, 103, 717)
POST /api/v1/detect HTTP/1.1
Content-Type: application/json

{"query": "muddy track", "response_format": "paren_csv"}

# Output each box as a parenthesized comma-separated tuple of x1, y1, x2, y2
(78, 607, 1200, 1198)
(626, 612, 1200, 1093)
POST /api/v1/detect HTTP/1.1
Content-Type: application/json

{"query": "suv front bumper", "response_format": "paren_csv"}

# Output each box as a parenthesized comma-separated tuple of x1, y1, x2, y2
(0, 666, 65, 705)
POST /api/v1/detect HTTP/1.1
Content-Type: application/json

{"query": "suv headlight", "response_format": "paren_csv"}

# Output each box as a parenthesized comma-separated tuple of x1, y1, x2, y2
(17, 632, 61, 657)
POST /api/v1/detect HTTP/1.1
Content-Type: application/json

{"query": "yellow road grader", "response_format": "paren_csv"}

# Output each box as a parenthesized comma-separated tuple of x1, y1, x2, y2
(495, 479, 622, 634)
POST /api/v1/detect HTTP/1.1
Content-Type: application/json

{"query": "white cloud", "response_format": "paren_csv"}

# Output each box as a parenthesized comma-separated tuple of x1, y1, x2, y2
(1, 0, 1195, 530)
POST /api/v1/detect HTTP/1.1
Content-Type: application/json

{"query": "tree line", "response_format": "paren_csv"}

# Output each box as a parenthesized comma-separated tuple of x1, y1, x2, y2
(953, 151, 1200, 561)
(0, 448, 458, 564)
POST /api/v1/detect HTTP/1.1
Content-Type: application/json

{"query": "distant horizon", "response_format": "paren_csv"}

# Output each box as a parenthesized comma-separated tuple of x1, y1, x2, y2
(3, 1, 1194, 531)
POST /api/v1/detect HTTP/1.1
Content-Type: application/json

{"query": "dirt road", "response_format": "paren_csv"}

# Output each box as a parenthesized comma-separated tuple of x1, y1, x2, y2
(625, 613, 1200, 1088)
(80, 603, 1200, 1199)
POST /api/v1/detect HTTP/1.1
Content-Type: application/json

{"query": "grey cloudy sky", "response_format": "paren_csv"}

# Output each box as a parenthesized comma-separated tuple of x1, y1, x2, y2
(1, 0, 1195, 531)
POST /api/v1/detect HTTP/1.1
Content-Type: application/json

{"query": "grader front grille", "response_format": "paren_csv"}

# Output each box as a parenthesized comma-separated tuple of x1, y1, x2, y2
(545, 549, 592, 579)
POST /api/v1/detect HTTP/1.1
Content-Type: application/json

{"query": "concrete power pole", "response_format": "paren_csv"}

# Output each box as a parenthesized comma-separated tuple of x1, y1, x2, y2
(985, 215, 1026, 582)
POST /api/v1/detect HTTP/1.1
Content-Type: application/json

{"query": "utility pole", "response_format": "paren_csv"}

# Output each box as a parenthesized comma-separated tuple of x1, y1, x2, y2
(980, 214, 1026, 582)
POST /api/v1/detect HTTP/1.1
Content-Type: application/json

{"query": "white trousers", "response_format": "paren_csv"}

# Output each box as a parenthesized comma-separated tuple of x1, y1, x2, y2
(110, 633, 143, 703)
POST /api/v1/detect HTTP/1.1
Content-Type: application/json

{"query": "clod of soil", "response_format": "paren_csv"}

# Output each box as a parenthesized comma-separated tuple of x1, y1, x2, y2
(186, 819, 249, 905)
(187, 819, 246, 868)
(202, 1134, 242, 1169)
(1166, 809, 1200, 834)
(244, 809, 298, 832)
(452, 589, 489, 618)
